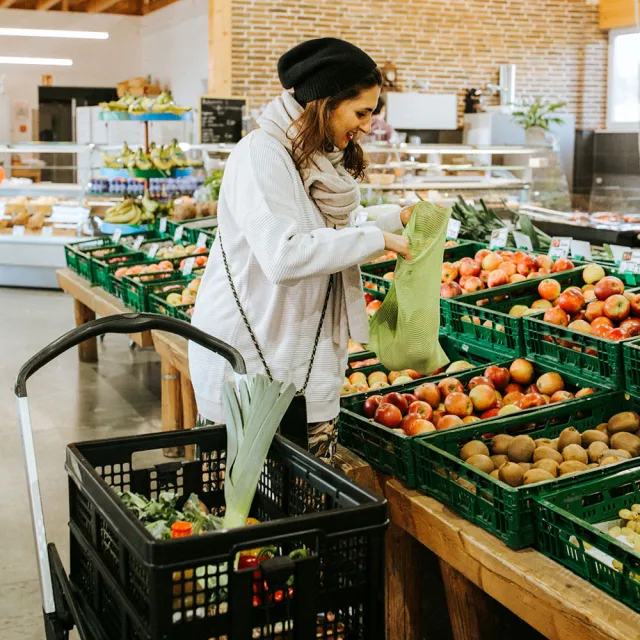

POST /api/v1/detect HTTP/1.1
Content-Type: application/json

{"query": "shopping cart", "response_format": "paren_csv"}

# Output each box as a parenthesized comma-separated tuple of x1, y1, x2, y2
(16, 313, 387, 640)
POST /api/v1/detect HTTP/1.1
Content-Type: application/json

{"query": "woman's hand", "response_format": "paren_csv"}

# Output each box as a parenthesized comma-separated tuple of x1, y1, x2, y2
(400, 204, 415, 227)
(382, 231, 412, 261)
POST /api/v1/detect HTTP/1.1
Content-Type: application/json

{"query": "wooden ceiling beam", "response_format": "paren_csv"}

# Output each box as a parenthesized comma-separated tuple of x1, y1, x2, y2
(0, 0, 19, 8)
(36, 0, 60, 9)
(141, 0, 180, 15)
(86, 0, 121, 12)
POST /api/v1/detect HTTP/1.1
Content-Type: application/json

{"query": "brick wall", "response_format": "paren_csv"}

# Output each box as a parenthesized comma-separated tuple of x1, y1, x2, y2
(231, 0, 607, 130)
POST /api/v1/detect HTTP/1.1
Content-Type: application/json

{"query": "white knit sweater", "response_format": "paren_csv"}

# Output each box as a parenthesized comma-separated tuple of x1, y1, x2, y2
(188, 129, 402, 423)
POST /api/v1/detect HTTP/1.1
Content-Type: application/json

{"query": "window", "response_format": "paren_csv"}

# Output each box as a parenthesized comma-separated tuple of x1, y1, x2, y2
(608, 28, 640, 129)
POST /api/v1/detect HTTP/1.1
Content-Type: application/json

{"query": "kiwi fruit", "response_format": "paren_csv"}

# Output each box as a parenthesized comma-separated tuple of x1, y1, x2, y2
(533, 446, 563, 464)
(599, 456, 622, 467)
(534, 437, 555, 449)
(490, 454, 509, 468)
(607, 412, 640, 434)
(559, 460, 587, 475)
(498, 462, 525, 487)
(533, 458, 559, 477)
(507, 435, 536, 463)
(491, 434, 514, 456)
(581, 430, 609, 447)
(557, 427, 581, 452)
(461, 441, 490, 461)
(490, 469, 500, 480)
(562, 444, 589, 465)
(587, 441, 609, 463)
(610, 432, 640, 458)
(466, 454, 495, 474)
(518, 462, 532, 472)
(595, 422, 609, 434)
(600, 448, 632, 460)
(524, 469, 555, 485)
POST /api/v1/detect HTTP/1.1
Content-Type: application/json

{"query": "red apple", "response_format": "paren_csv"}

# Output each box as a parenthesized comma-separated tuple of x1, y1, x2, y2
(408, 401, 433, 421)
(608, 328, 628, 341)
(517, 255, 539, 276)
(585, 300, 605, 322)
(525, 384, 542, 395)
(404, 418, 436, 436)
(480, 407, 501, 420)
(469, 385, 497, 412)
(414, 383, 441, 408)
(594, 276, 625, 301)
(603, 294, 631, 322)
(432, 410, 445, 427)
(467, 376, 495, 391)
(544, 307, 569, 327)
(484, 365, 511, 390)
(500, 261, 517, 277)
(366, 300, 382, 316)
(363, 395, 383, 418)
(441, 262, 459, 283)
(537, 255, 554, 271)
(440, 282, 463, 298)
(575, 388, 596, 398)
(374, 403, 403, 428)
(517, 393, 547, 409)
(459, 257, 481, 277)
(364, 292, 374, 306)
(630, 294, 640, 317)
(556, 289, 585, 314)
(436, 415, 464, 430)
(550, 390, 574, 403)
(403, 393, 418, 406)
(538, 278, 562, 301)
(487, 270, 509, 288)
(552, 258, 575, 272)
(509, 359, 535, 385)
(382, 392, 409, 415)
(504, 382, 523, 394)
(503, 391, 525, 406)
(462, 276, 484, 293)
(621, 318, 640, 336)
(592, 324, 613, 339)
(591, 316, 614, 329)
(474, 249, 492, 265)
(438, 377, 465, 398)
(444, 392, 474, 417)
(401, 369, 423, 380)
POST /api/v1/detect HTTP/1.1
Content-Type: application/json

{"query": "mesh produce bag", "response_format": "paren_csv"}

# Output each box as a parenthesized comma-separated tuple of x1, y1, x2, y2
(368, 201, 452, 373)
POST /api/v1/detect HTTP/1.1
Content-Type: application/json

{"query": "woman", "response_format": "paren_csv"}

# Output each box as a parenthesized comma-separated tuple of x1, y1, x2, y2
(189, 38, 412, 463)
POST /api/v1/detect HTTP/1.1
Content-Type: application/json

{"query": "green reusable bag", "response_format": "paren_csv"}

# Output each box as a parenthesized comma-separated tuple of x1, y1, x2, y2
(368, 201, 452, 374)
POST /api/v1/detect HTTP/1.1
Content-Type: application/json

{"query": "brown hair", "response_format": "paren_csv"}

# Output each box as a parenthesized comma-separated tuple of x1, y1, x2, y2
(289, 67, 382, 181)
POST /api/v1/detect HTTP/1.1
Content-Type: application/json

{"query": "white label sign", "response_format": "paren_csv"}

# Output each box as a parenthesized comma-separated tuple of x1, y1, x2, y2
(619, 250, 640, 274)
(111, 228, 122, 243)
(512, 231, 533, 252)
(173, 225, 184, 242)
(181, 256, 195, 276)
(133, 235, 144, 250)
(159, 217, 168, 233)
(489, 227, 508, 250)
(571, 240, 592, 261)
(147, 243, 160, 258)
(610, 245, 631, 264)
(196, 232, 208, 248)
(446, 219, 461, 240)
(548, 236, 572, 260)
(12, 225, 25, 236)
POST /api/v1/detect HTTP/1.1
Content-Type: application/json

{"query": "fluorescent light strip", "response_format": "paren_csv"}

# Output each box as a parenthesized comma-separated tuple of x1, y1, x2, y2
(0, 28, 109, 40)
(0, 56, 73, 66)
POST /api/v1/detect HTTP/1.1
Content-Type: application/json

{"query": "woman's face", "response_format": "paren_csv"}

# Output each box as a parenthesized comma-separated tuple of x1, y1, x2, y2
(329, 85, 381, 150)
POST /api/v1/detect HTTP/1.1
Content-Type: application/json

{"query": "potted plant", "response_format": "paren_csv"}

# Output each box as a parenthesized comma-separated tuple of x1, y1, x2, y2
(512, 97, 566, 147)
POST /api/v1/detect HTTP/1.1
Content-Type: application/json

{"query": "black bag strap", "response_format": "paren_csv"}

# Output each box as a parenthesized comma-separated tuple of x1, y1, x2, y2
(219, 230, 332, 394)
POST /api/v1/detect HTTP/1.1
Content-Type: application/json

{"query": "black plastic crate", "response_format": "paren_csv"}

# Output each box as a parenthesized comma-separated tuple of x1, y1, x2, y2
(66, 427, 387, 640)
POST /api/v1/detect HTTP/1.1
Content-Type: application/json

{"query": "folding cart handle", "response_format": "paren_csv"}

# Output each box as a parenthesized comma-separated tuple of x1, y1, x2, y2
(14, 313, 246, 628)
(16, 312, 246, 397)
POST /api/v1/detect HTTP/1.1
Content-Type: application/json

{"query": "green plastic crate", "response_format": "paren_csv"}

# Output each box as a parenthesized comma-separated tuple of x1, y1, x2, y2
(92, 251, 152, 292)
(413, 390, 639, 549)
(339, 354, 603, 489)
(622, 340, 640, 397)
(64, 237, 119, 275)
(176, 305, 195, 322)
(534, 465, 640, 611)
(442, 266, 601, 358)
(148, 279, 196, 317)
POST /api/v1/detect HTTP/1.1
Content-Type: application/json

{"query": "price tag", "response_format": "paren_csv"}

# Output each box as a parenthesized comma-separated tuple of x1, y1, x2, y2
(181, 256, 195, 276)
(548, 236, 572, 260)
(133, 235, 144, 250)
(489, 228, 508, 250)
(610, 244, 631, 265)
(159, 217, 168, 233)
(619, 250, 640, 275)
(12, 225, 25, 236)
(570, 240, 592, 261)
(196, 232, 208, 248)
(147, 243, 160, 258)
(173, 225, 184, 242)
(111, 228, 122, 243)
(42, 226, 54, 237)
(512, 231, 533, 252)
(446, 219, 461, 240)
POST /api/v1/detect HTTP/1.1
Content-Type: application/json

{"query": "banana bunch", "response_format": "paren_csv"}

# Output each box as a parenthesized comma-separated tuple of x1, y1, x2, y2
(104, 196, 174, 226)
(150, 92, 192, 115)
(99, 92, 192, 116)
(100, 142, 135, 170)
(99, 94, 135, 112)
(101, 141, 202, 173)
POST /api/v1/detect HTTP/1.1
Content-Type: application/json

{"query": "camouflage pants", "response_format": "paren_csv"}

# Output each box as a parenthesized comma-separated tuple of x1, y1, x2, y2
(196, 415, 338, 465)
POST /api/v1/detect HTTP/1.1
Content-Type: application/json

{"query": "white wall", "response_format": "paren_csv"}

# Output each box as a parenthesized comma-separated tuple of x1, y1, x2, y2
(0, 9, 143, 140)
(140, 0, 208, 110)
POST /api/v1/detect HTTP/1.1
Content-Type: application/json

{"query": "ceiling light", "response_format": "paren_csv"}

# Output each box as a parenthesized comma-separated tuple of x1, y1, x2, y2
(0, 57, 73, 66)
(0, 28, 109, 40)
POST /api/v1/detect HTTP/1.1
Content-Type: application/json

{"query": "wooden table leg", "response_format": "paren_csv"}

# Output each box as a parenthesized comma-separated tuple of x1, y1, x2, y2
(161, 359, 183, 458)
(440, 559, 501, 640)
(180, 375, 197, 460)
(74, 299, 97, 362)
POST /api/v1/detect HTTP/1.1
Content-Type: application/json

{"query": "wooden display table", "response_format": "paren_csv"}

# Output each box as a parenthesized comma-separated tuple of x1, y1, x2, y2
(57, 267, 640, 640)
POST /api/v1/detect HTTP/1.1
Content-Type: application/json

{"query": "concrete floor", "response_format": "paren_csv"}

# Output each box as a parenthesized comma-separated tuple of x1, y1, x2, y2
(0, 287, 163, 639)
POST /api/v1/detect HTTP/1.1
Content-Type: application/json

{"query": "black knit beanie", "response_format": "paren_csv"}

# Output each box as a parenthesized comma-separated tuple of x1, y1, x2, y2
(278, 38, 377, 106)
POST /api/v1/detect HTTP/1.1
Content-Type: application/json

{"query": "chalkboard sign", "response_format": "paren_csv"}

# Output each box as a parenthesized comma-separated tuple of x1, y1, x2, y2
(200, 96, 246, 144)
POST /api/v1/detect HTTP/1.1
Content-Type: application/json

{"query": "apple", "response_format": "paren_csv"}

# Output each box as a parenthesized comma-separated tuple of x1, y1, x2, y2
(364, 292, 374, 306)
(556, 290, 585, 314)
(446, 360, 474, 374)
(487, 270, 509, 288)
(500, 262, 517, 277)
(469, 385, 498, 412)
(479, 270, 491, 285)
(415, 383, 441, 408)
(498, 404, 522, 417)
(591, 316, 614, 329)
(517, 255, 538, 276)
(166, 292, 183, 306)
(467, 376, 495, 391)
(388, 371, 402, 384)
(510, 274, 527, 283)
(432, 410, 445, 427)
(352, 382, 369, 393)
(484, 365, 510, 390)
(366, 300, 382, 316)
(595, 276, 625, 301)
(575, 388, 595, 398)
(504, 382, 523, 394)
(349, 372, 367, 386)
(404, 418, 436, 436)
(592, 324, 613, 339)
(544, 307, 569, 327)
(436, 415, 463, 430)
(403, 393, 418, 406)
(441, 282, 463, 298)
(585, 300, 605, 322)
(363, 395, 383, 418)
(474, 249, 492, 265)
(509, 304, 531, 318)
(462, 276, 484, 293)
(370, 381, 390, 391)
(531, 299, 553, 310)
(400, 413, 420, 433)
(459, 257, 481, 277)
(525, 383, 542, 395)
(621, 318, 640, 336)
(381, 392, 409, 415)
(509, 358, 535, 385)
(608, 328, 628, 341)
(630, 294, 640, 317)
(368, 371, 388, 386)
(603, 294, 631, 322)
(462, 415, 482, 424)
(552, 258, 575, 272)
(550, 390, 574, 403)
(438, 377, 465, 398)
(401, 369, 422, 380)
(408, 401, 433, 421)
(568, 320, 592, 334)
(392, 376, 414, 386)
(444, 392, 473, 417)
(482, 253, 504, 271)
(517, 393, 547, 409)
(537, 255, 554, 271)
(480, 407, 501, 420)
(582, 263, 606, 284)
(536, 372, 564, 395)
(441, 262, 459, 283)
(374, 403, 403, 428)
(538, 278, 562, 301)
(503, 391, 525, 406)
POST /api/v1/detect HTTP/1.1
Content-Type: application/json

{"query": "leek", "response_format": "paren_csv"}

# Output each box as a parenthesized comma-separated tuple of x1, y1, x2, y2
(221, 374, 296, 529)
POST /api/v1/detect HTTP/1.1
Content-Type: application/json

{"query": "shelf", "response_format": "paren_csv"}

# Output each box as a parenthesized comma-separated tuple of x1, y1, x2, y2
(363, 144, 538, 155)
(360, 178, 529, 191)
(0, 182, 84, 198)
(367, 163, 531, 171)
